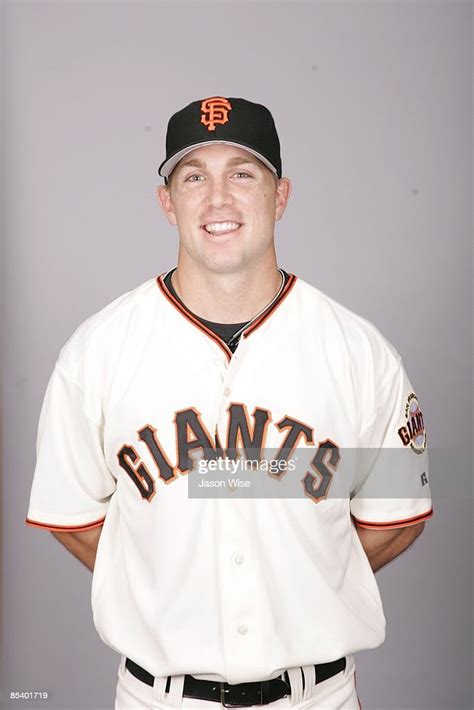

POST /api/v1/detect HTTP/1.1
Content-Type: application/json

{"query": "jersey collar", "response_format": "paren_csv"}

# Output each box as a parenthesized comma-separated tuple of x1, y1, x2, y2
(156, 269, 297, 362)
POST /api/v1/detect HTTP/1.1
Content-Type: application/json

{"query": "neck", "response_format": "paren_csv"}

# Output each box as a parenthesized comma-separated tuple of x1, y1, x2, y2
(171, 260, 283, 324)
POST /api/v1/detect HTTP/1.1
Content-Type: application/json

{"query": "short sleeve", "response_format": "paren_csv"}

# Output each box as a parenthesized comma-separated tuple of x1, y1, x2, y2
(25, 365, 117, 532)
(350, 358, 433, 529)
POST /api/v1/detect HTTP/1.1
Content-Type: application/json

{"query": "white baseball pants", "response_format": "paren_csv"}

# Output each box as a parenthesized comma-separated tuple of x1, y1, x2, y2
(114, 654, 361, 709)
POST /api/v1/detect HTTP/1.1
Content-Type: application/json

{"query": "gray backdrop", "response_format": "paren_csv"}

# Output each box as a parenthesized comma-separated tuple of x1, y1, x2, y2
(1, 1, 472, 709)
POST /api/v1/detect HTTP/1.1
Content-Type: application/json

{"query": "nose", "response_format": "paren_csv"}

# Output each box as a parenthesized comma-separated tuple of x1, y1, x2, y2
(206, 176, 233, 209)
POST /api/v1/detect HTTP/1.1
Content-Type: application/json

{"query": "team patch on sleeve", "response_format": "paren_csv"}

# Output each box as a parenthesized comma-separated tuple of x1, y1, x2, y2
(397, 392, 427, 454)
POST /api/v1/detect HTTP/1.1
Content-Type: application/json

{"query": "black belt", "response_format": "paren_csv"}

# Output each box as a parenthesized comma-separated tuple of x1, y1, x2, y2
(125, 656, 346, 707)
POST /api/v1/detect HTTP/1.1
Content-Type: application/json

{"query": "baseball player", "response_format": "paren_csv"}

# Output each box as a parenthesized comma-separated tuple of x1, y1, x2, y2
(26, 96, 433, 709)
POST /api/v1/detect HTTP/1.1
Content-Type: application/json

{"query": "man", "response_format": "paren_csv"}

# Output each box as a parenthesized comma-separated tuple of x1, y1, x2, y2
(26, 96, 433, 709)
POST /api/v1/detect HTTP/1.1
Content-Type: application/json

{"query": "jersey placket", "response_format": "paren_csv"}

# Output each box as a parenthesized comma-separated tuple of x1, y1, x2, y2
(156, 270, 297, 681)
(212, 335, 267, 684)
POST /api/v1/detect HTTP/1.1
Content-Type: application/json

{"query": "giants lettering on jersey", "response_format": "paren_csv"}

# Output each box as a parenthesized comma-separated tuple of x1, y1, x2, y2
(116, 403, 339, 504)
(397, 392, 427, 454)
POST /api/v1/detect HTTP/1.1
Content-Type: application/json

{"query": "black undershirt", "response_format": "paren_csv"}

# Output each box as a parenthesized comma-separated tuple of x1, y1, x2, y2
(164, 269, 289, 353)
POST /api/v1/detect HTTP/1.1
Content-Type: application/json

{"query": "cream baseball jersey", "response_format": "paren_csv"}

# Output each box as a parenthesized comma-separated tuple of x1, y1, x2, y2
(26, 271, 433, 685)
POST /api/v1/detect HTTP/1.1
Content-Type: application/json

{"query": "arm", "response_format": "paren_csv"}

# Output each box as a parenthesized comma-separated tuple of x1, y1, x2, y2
(51, 525, 103, 572)
(355, 521, 425, 572)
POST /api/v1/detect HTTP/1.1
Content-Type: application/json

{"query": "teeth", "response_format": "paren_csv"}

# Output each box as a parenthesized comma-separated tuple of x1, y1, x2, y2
(204, 222, 240, 233)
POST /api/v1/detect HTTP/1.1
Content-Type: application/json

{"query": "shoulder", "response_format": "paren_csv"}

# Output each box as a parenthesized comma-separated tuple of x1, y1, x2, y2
(56, 277, 158, 382)
(292, 276, 402, 384)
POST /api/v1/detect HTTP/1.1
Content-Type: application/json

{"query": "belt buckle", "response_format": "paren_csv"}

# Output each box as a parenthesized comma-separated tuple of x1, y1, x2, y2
(219, 681, 263, 707)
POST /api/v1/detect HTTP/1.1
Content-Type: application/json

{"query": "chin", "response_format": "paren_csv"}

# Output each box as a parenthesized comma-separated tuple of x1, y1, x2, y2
(202, 251, 252, 275)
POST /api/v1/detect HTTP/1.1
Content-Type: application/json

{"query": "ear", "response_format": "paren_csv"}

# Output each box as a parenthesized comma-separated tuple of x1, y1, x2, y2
(156, 185, 178, 226)
(274, 177, 292, 221)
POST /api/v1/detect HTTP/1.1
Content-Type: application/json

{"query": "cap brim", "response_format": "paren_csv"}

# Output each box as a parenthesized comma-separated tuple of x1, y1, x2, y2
(158, 140, 278, 179)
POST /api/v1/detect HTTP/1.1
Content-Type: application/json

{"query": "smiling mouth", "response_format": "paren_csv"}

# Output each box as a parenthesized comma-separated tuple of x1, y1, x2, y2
(202, 221, 242, 235)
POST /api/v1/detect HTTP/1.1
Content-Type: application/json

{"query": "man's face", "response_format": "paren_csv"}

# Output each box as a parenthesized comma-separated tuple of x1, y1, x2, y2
(157, 144, 291, 274)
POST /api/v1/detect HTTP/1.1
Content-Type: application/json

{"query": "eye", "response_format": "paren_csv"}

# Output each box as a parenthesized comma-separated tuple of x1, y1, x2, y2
(185, 174, 204, 182)
(234, 171, 251, 178)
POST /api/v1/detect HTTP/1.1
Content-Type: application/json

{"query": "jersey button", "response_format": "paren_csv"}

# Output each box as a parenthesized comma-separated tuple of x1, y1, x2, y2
(237, 625, 248, 635)
(234, 554, 244, 565)
(223, 387, 231, 397)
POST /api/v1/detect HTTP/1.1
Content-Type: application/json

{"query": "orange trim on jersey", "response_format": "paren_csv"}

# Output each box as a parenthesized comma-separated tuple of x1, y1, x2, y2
(25, 516, 106, 532)
(242, 273, 297, 338)
(352, 507, 433, 530)
(156, 273, 233, 361)
(156, 270, 297, 359)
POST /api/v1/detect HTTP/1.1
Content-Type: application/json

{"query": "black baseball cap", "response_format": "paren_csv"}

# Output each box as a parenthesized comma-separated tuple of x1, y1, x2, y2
(158, 96, 282, 182)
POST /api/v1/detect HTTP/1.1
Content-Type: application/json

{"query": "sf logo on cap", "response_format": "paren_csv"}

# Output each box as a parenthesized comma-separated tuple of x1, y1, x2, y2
(200, 97, 232, 131)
